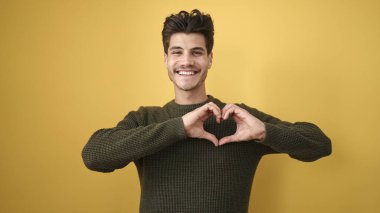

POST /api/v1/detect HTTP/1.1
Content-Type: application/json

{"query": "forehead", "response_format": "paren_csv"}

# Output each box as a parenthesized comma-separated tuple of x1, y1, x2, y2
(168, 33, 206, 50)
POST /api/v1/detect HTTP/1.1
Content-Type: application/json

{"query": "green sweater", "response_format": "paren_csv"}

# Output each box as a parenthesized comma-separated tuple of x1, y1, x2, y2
(82, 96, 331, 213)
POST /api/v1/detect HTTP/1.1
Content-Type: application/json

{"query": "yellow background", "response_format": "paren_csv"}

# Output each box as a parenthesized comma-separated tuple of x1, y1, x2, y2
(1, 0, 379, 212)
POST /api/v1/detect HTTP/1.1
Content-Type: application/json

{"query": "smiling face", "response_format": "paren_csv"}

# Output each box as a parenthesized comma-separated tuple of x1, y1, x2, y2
(165, 33, 213, 94)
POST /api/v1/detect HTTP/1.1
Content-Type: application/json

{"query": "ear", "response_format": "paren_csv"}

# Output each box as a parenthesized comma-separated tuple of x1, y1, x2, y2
(164, 53, 168, 68)
(208, 52, 213, 69)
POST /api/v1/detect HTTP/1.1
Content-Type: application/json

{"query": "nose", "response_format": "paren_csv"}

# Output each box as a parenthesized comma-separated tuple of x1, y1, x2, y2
(180, 52, 194, 66)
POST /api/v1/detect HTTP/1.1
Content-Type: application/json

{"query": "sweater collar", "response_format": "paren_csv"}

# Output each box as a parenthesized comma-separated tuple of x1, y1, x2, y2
(164, 95, 221, 111)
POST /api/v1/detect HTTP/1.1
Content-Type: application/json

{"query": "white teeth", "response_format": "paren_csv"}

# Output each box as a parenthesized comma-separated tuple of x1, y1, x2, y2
(178, 71, 196, 75)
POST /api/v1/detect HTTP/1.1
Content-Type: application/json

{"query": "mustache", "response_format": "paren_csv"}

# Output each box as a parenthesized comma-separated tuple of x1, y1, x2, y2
(175, 65, 198, 71)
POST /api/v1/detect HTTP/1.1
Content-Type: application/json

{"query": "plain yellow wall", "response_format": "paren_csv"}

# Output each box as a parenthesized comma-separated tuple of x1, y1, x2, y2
(1, 0, 379, 212)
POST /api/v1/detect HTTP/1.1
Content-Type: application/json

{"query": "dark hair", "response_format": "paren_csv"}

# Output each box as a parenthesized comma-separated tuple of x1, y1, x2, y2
(162, 9, 214, 54)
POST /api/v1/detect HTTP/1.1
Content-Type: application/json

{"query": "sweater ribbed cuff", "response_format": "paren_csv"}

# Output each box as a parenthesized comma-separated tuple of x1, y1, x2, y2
(169, 117, 188, 141)
(258, 122, 286, 147)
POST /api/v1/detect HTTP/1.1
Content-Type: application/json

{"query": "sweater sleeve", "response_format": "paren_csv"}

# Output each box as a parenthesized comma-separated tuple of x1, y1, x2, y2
(240, 104, 332, 162)
(81, 109, 187, 172)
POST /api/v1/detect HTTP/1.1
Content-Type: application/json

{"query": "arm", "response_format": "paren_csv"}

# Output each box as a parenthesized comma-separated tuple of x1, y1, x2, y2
(81, 109, 187, 173)
(241, 104, 332, 162)
(219, 104, 332, 162)
(261, 120, 332, 161)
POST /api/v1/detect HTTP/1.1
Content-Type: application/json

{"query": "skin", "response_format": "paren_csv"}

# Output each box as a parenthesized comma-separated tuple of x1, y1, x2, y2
(164, 33, 211, 105)
(164, 33, 266, 146)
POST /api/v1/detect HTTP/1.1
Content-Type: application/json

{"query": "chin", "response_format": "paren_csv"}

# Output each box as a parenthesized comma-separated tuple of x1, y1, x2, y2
(178, 86, 196, 91)
(174, 83, 194, 91)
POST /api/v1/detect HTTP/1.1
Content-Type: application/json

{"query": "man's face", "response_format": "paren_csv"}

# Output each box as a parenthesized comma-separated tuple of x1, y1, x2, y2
(165, 33, 212, 92)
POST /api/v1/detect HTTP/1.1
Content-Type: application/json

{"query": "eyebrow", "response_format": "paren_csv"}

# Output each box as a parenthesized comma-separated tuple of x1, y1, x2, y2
(169, 46, 183, 50)
(169, 46, 206, 52)
(192, 47, 206, 52)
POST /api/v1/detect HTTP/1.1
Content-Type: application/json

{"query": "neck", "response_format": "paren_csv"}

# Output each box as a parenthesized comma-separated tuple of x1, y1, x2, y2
(174, 85, 208, 105)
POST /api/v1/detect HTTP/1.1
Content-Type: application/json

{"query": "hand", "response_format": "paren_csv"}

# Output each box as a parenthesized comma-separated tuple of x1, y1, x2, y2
(219, 104, 266, 145)
(182, 102, 221, 146)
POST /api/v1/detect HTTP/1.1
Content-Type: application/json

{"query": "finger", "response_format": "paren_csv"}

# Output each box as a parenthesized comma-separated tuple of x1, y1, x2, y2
(197, 103, 214, 120)
(221, 104, 234, 119)
(208, 102, 221, 118)
(219, 135, 238, 146)
(206, 102, 222, 123)
(225, 105, 248, 121)
(222, 103, 234, 111)
(201, 131, 219, 147)
(222, 105, 237, 120)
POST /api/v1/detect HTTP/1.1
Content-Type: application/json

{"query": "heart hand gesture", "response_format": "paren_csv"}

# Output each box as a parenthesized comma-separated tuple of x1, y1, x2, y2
(182, 102, 222, 146)
(182, 102, 266, 146)
(219, 104, 266, 145)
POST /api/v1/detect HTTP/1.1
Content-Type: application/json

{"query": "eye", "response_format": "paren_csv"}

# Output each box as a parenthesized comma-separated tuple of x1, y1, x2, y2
(192, 51, 203, 56)
(171, 51, 182, 55)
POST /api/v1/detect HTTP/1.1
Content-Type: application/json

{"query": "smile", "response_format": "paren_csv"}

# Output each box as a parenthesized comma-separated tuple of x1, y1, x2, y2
(175, 70, 198, 76)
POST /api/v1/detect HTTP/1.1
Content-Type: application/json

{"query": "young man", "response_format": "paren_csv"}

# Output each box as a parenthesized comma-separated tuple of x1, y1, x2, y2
(82, 9, 331, 212)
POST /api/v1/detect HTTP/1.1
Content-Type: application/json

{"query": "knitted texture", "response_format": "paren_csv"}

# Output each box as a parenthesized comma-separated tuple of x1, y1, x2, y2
(82, 96, 331, 213)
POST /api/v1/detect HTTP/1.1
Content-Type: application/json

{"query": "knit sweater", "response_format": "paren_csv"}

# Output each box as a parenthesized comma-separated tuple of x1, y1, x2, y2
(82, 95, 331, 213)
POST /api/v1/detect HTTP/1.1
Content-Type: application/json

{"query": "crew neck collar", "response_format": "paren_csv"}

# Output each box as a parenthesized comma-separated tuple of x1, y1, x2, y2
(165, 95, 217, 110)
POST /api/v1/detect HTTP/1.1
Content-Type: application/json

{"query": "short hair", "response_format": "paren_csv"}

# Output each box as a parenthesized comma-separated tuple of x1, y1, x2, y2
(162, 9, 214, 54)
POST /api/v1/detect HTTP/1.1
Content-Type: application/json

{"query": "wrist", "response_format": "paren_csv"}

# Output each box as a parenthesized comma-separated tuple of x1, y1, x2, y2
(181, 115, 189, 133)
(254, 122, 266, 142)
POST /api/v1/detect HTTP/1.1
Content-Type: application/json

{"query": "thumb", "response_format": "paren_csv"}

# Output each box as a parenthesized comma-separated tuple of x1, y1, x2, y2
(201, 131, 219, 147)
(219, 135, 237, 146)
